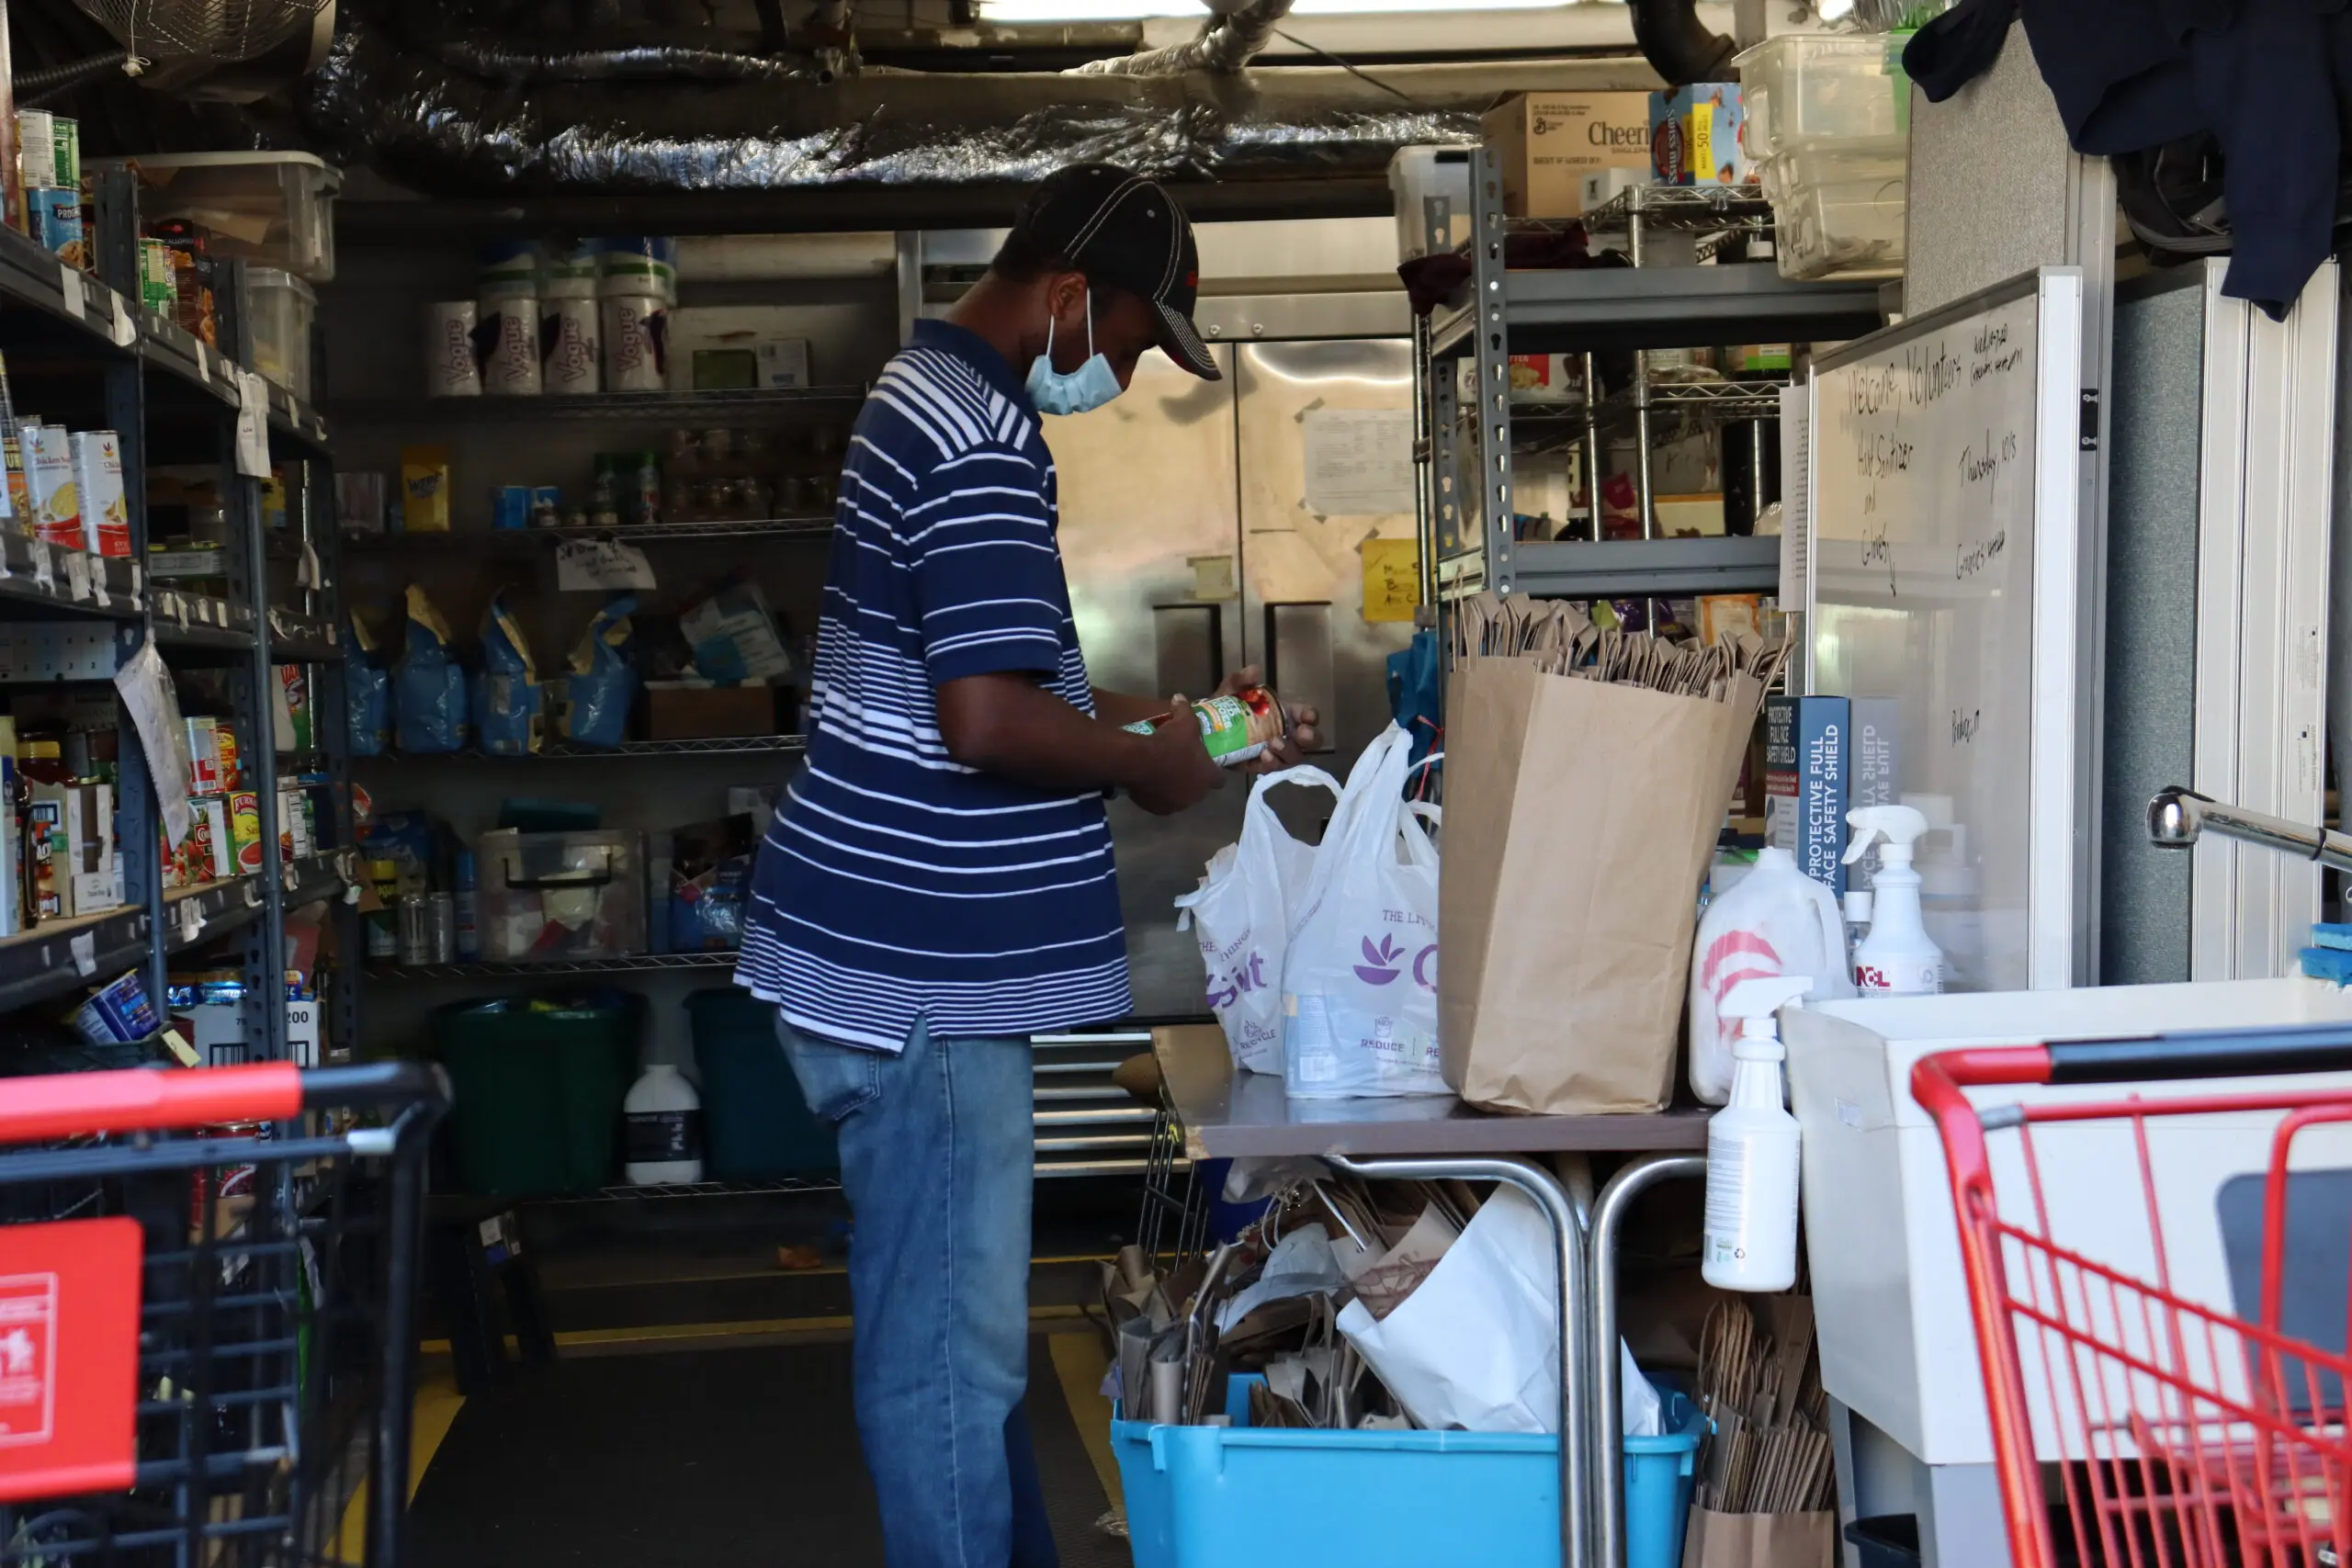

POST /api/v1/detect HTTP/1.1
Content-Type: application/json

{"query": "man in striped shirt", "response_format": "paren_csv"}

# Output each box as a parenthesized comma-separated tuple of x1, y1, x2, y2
(737, 164, 1316, 1566)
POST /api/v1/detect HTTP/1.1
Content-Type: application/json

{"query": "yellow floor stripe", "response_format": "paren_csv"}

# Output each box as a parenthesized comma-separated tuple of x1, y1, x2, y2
(334, 1371, 464, 1562)
(1046, 1328, 1123, 1509)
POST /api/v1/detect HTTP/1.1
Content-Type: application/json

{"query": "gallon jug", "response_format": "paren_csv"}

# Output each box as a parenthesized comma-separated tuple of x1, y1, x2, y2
(623, 1062, 705, 1185)
(1689, 845, 1854, 1105)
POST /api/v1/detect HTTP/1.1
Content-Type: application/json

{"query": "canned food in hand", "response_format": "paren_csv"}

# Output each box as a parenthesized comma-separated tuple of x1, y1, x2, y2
(1122, 686, 1288, 767)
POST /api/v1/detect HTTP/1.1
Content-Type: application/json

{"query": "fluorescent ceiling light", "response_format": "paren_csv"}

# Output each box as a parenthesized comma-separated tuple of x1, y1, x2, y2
(977, 0, 1573, 19)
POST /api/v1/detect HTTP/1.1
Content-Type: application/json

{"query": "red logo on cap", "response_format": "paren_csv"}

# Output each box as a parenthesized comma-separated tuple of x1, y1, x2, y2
(1185, 271, 1197, 288)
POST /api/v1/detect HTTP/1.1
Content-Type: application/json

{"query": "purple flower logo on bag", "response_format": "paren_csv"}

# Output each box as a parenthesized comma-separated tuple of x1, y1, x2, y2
(1354, 935, 1405, 985)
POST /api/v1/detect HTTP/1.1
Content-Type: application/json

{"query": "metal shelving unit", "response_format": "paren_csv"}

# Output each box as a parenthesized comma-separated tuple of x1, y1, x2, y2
(1416, 145, 1885, 606)
(0, 168, 358, 1058)
(345, 516, 834, 553)
(328, 386, 868, 425)
(368, 952, 739, 980)
(356, 734, 806, 762)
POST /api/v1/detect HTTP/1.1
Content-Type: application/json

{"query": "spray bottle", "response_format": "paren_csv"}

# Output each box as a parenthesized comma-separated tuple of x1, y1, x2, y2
(1702, 974, 1809, 1292)
(1841, 804, 1944, 996)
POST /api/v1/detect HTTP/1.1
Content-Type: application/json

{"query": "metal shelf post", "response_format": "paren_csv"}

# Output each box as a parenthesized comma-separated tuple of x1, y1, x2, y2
(1470, 145, 1518, 596)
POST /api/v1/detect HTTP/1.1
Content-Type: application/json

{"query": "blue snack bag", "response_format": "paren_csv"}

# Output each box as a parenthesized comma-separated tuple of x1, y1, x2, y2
(560, 593, 639, 749)
(471, 593, 544, 755)
(345, 611, 390, 757)
(394, 585, 469, 754)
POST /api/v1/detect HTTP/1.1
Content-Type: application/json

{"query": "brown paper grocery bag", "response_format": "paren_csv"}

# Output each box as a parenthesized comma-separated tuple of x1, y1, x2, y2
(1440, 657, 1758, 1114)
(1679, 1508, 1838, 1568)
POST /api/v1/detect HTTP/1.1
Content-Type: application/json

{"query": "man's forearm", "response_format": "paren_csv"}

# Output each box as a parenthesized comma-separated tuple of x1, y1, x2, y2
(1090, 686, 1168, 728)
(940, 673, 1157, 792)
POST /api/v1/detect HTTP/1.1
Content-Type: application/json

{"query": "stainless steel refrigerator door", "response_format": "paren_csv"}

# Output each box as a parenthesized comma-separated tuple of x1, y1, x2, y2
(1047, 344, 1247, 1019)
(1235, 337, 1420, 771)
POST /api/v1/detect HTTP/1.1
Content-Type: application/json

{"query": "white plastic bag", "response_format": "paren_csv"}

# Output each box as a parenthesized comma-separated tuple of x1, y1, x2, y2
(1689, 845, 1856, 1103)
(1335, 1185, 1660, 1435)
(1281, 725, 1447, 1099)
(1175, 764, 1340, 1075)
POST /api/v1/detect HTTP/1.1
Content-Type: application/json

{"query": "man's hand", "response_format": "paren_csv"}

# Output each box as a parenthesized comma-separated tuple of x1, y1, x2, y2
(1209, 664, 1322, 774)
(1129, 696, 1226, 816)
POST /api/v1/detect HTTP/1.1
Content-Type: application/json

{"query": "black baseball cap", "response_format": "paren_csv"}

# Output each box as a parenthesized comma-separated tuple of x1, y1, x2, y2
(1016, 163, 1220, 381)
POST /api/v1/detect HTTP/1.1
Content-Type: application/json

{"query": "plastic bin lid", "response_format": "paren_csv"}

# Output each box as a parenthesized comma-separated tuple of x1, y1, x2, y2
(248, 265, 316, 299)
(99, 150, 342, 184)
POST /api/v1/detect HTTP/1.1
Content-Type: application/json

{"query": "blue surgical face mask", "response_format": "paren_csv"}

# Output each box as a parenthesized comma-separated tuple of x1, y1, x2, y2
(1025, 288, 1125, 416)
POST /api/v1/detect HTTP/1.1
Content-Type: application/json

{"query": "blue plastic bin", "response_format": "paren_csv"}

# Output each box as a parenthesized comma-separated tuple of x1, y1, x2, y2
(1112, 1375, 1705, 1568)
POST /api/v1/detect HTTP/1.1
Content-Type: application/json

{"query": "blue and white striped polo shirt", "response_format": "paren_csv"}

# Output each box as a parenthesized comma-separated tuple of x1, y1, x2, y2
(735, 318, 1129, 1050)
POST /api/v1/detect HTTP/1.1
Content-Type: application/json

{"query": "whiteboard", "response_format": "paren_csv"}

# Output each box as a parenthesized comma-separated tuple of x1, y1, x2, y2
(1807, 268, 2086, 991)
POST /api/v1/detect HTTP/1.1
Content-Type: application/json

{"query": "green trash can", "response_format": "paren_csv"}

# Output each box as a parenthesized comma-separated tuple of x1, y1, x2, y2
(685, 987, 838, 1179)
(433, 994, 645, 1196)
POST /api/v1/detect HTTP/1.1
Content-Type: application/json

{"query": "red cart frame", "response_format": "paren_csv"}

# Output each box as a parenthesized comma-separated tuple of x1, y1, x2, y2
(0, 1060, 447, 1567)
(1916, 1030, 2352, 1568)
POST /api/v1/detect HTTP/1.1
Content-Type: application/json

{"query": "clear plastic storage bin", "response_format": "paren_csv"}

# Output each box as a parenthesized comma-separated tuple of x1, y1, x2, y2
(1767, 146, 1906, 280)
(245, 266, 315, 402)
(108, 151, 342, 282)
(1736, 34, 1906, 161)
(478, 829, 647, 962)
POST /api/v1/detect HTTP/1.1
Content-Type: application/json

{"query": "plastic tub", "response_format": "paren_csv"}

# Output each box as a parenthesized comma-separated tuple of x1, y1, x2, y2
(107, 151, 341, 282)
(1736, 34, 1906, 161)
(477, 829, 647, 961)
(1388, 144, 1475, 261)
(433, 994, 644, 1196)
(684, 987, 838, 1179)
(1113, 1376, 1705, 1568)
(245, 265, 314, 401)
(1766, 146, 1906, 280)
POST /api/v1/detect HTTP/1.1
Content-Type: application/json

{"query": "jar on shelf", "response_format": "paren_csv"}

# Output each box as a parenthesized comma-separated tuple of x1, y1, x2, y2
(589, 455, 624, 528)
(631, 450, 662, 525)
(698, 427, 736, 464)
(775, 474, 808, 515)
(691, 479, 726, 522)
(665, 427, 697, 464)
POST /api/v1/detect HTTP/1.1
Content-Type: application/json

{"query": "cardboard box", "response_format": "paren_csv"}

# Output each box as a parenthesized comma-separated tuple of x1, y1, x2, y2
(1481, 92, 1653, 218)
(69, 431, 126, 557)
(1649, 84, 1753, 187)
(646, 682, 776, 740)
(400, 445, 451, 533)
(1765, 694, 1849, 897)
(24, 423, 79, 549)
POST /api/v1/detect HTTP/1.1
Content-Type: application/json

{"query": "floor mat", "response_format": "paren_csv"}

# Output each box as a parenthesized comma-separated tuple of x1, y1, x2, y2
(410, 1336, 1126, 1568)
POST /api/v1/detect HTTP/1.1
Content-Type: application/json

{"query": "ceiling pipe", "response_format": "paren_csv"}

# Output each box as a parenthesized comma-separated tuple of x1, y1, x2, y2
(1627, 0, 1736, 85)
(1070, 0, 1298, 76)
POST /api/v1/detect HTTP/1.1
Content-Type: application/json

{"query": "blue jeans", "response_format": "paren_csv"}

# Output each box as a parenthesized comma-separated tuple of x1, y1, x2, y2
(779, 1015, 1058, 1568)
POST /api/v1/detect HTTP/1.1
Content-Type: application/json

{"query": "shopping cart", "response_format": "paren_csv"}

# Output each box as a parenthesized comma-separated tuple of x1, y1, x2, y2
(1915, 1029, 2352, 1568)
(0, 1060, 447, 1567)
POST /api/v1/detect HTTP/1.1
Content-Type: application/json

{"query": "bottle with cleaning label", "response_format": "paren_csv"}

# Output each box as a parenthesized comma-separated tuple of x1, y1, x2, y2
(1688, 845, 1853, 1105)
(1842, 804, 1944, 996)
(1702, 974, 1809, 1292)
(623, 1062, 704, 1185)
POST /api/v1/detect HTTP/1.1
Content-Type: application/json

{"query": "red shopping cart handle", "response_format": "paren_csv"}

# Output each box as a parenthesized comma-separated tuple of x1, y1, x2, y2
(0, 1061, 447, 1145)
(1917, 1024, 2352, 1097)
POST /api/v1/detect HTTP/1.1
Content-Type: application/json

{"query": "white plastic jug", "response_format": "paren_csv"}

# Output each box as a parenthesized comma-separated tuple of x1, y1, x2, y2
(1688, 846, 1853, 1105)
(623, 1062, 705, 1185)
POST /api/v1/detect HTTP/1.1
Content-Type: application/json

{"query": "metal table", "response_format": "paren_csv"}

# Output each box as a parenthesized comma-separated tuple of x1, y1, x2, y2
(1153, 1024, 1713, 1568)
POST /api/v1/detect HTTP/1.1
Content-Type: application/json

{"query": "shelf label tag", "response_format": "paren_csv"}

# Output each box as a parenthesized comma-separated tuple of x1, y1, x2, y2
(68, 931, 95, 976)
(161, 1028, 200, 1067)
(28, 541, 52, 592)
(177, 900, 203, 942)
(63, 552, 89, 603)
(55, 263, 82, 321)
(243, 880, 262, 908)
(107, 293, 134, 349)
(233, 373, 270, 479)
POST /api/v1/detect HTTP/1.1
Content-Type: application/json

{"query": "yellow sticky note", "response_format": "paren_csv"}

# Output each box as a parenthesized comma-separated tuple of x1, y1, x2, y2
(1361, 537, 1420, 624)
